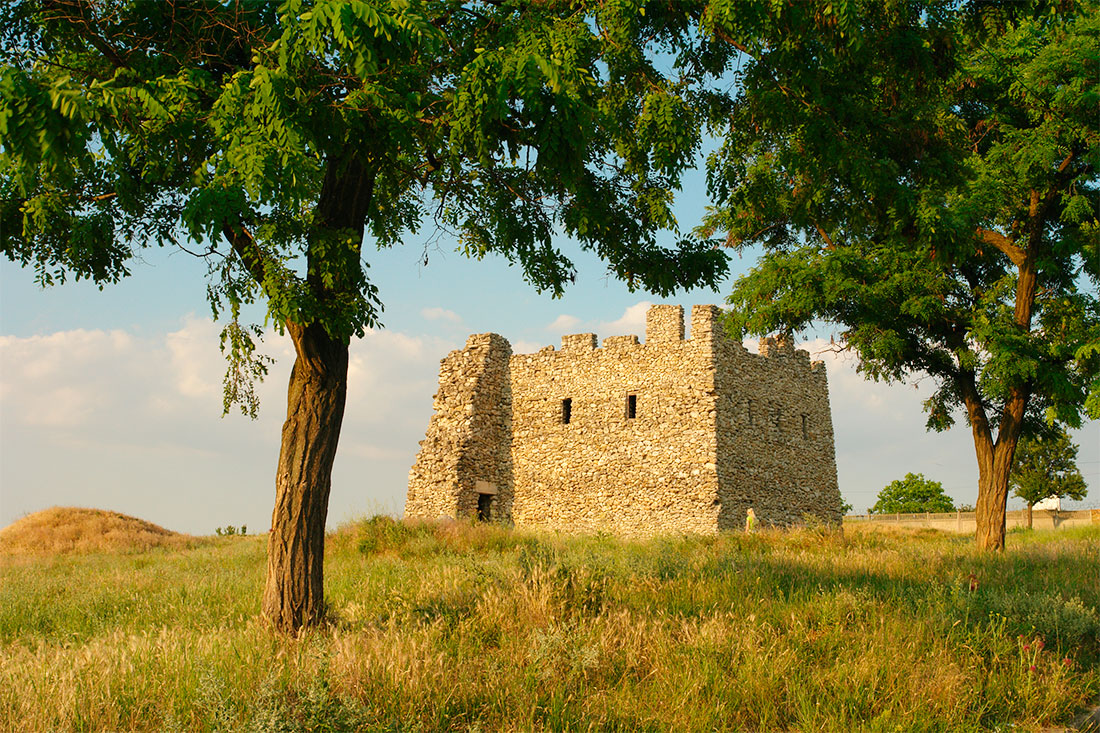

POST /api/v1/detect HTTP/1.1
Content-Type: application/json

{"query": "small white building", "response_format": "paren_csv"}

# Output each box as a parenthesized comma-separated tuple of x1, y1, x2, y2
(1033, 495, 1061, 511)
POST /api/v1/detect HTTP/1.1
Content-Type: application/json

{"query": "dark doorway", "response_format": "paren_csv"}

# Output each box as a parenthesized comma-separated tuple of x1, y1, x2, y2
(562, 398, 572, 424)
(477, 493, 493, 522)
(626, 394, 637, 419)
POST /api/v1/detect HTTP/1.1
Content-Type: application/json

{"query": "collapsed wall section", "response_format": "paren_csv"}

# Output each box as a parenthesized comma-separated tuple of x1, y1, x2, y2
(712, 324, 842, 529)
(404, 333, 513, 522)
(508, 305, 721, 535)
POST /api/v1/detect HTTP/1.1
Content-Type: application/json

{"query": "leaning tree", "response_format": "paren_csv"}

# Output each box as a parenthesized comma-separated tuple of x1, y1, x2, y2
(0, 0, 728, 631)
(700, 0, 1099, 550)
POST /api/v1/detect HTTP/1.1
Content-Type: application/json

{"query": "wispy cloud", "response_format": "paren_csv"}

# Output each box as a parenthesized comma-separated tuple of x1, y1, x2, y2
(546, 314, 581, 331)
(511, 339, 545, 355)
(600, 301, 652, 337)
(421, 307, 462, 323)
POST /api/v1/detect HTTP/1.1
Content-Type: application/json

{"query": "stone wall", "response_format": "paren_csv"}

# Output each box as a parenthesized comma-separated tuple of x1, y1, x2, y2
(404, 333, 513, 522)
(509, 305, 720, 535)
(707, 309, 841, 529)
(404, 304, 841, 534)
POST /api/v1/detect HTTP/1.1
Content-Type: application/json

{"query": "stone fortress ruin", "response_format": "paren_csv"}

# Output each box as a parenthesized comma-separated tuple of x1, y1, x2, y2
(405, 304, 842, 534)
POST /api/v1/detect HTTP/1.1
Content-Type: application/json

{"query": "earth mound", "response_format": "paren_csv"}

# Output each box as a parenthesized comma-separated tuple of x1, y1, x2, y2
(0, 506, 191, 555)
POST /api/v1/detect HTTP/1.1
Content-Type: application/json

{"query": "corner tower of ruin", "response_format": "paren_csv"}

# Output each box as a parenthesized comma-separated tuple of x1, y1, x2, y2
(404, 305, 841, 534)
(404, 333, 514, 522)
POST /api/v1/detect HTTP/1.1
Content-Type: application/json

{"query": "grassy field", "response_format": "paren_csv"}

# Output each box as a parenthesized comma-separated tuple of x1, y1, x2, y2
(1, 518, 1097, 732)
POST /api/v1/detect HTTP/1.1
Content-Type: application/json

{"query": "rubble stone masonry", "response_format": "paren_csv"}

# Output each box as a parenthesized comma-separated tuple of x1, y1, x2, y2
(405, 305, 841, 534)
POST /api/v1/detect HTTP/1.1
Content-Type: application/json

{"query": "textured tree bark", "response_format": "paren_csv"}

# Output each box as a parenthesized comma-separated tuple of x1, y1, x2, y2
(1026, 502, 1033, 529)
(962, 378, 1026, 552)
(261, 320, 349, 633)
(974, 439, 1016, 551)
(967, 212, 1039, 552)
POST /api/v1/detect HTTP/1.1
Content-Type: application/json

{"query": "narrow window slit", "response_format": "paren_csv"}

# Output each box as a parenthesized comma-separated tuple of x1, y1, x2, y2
(626, 394, 637, 419)
(561, 398, 572, 424)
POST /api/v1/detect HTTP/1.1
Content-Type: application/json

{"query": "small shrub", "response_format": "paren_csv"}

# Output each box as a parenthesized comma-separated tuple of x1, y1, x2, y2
(356, 515, 423, 555)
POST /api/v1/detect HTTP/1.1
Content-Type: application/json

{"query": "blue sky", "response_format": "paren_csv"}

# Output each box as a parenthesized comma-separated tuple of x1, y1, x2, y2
(2, 177, 1097, 534)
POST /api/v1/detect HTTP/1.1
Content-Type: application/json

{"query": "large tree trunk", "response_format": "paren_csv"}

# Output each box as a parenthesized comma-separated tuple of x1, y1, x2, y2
(261, 321, 349, 633)
(974, 439, 1014, 551)
(1026, 502, 1033, 529)
(963, 379, 1027, 552)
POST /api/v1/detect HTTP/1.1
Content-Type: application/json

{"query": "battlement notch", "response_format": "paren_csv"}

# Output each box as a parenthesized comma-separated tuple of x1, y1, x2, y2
(562, 333, 597, 351)
(603, 335, 639, 349)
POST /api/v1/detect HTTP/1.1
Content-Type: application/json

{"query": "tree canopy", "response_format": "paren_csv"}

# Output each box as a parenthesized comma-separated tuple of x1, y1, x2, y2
(703, 0, 1100, 549)
(1, 0, 728, 339)
(1011, 428, 1088, 508)
(871, 473, 956, 515)
(0, 0, 731, 631)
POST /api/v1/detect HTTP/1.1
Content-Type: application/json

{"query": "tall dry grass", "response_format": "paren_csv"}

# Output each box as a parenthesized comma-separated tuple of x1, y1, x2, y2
(1, 518, 1097, 732)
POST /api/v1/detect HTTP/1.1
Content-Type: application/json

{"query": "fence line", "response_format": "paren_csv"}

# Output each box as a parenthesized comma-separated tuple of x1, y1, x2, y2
(844, 509, 1098, 533)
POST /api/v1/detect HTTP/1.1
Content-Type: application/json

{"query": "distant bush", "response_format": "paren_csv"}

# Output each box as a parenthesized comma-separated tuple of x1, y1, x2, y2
(215, 525, 247, 537)
(871, 473, 955, 514)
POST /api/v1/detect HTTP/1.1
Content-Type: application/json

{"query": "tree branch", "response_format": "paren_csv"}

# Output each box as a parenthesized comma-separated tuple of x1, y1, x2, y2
(221, 219, 268, 287)
(814, 221, 836, 250)
(43, 0, 129, 69)
(975, 227, 1025, 267)
(708, 25, 756, 59)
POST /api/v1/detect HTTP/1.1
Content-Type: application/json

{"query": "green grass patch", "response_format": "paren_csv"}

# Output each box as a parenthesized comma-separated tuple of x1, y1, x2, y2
(1, 521, 1097, 731)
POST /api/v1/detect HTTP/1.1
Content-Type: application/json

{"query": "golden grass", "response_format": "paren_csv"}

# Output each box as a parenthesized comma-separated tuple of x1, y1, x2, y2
(0, 506, 193, 556)
(1, 518, 1097, 731)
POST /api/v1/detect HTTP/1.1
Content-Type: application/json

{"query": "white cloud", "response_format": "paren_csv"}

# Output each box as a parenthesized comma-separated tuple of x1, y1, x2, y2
(421, 307, 462, 323)
(600, 301, 652, 337)
(0, 329, 139, 428)
(165, 318, 225, 399)
(547, 314, 581, 331)
(0, 319, 457, 534)
(511, 339, 545, 355)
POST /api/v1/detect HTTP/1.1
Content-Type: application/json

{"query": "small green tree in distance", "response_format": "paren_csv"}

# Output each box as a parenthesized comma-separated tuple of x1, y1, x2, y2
(871, 473, 956, 515)
(1011, 428, 1087, 527)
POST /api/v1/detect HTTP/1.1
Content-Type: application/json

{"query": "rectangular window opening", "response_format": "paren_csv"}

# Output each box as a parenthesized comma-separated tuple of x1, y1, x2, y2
(561, 398, 572, 424)
(801, 414, 809, 440)
(626, 394, 637, 419)
(477, 493, 493, 522)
